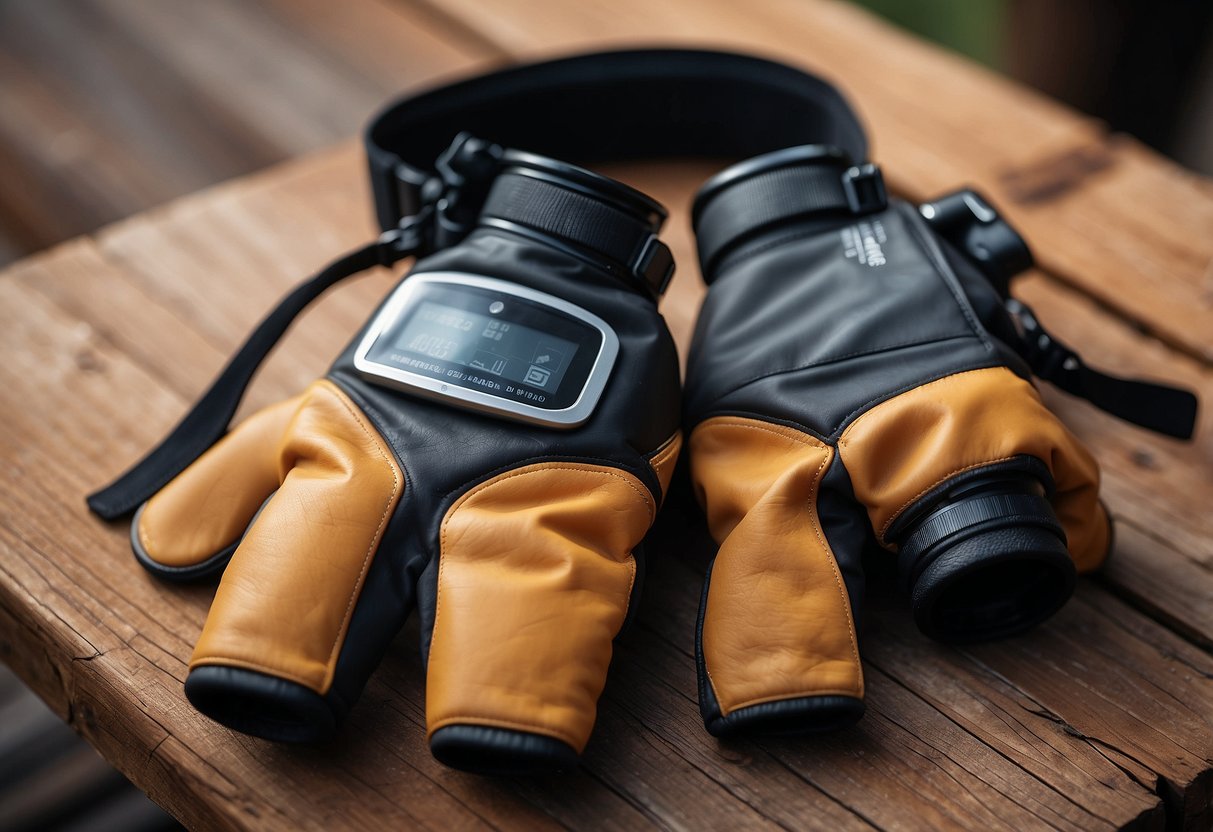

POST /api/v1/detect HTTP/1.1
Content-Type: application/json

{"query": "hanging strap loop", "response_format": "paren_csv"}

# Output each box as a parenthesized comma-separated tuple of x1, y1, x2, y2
(87, 230, 422, 520)
(1005, 299, 1198, 440)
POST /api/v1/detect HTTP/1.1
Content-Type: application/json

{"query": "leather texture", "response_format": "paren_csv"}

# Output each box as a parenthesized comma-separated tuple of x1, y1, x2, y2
(685, 191, 1111, 737)
(137, 393, 304, 570)
(142, 381, 403, 694)
(838, 366, 1107, 570)
(691, 417, 863, 718)
(132, 226, 682, 770)
(429, 462, 654, 752)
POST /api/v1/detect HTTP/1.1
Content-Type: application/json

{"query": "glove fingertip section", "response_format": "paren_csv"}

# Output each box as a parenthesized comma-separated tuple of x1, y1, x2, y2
(185, 665, 343, 744)
(703, 694, 865, 738)
(430, 725, 579, 775)
(131, 503, 236, 582)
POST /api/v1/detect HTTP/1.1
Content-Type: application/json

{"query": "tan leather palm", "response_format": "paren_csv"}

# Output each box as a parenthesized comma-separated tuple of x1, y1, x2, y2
(140, 381, 403, 693)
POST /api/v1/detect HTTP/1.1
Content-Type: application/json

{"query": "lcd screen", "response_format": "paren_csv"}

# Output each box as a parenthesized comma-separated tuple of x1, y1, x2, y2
(392, 300, 579, 393)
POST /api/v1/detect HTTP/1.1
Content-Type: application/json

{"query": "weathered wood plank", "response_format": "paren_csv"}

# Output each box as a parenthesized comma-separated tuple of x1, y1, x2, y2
(0, 0, 488, 260)
(404, 0, 1213, 362)
(645, 511, 1206, 831)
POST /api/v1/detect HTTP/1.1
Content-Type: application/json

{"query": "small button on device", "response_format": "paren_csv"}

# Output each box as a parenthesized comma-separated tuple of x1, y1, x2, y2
(489, 301, 505, 314)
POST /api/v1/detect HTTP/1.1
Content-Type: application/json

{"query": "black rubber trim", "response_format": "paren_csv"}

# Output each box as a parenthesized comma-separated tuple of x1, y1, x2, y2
(705, 695, 865, 738)
(185, 665, 342, 744)
(430, 725, 579, 775)
(130, 503, 236, 582)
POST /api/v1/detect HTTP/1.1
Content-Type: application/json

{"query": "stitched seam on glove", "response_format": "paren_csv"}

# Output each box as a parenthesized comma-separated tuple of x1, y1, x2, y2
(897, 200, 992, 351)
(837, 368, 1043, 543)
(186, 382, 402, 695)
(874, 455, 1024, 545)
(727, 687, 867, 713)
(696, 417, 863, 709)
(314, 381, 403, 688)
(427, 715, 583, 750)
(437, 454, 661, 509)
(433, 462, 653, 743)
(648, 432, 682, 470)
(698, 333, 980, 417)
(187, 656, 327, 693)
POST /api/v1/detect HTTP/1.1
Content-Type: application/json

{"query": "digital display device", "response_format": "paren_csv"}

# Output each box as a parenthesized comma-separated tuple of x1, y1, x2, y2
(353, 273, 618, 428)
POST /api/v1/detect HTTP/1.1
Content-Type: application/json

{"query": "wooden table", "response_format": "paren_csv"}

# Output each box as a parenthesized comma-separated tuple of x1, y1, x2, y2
(2, 2, 1210, 829)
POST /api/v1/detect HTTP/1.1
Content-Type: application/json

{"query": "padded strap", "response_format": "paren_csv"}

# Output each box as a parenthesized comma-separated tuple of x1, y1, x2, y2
(366, 49, 869, 231)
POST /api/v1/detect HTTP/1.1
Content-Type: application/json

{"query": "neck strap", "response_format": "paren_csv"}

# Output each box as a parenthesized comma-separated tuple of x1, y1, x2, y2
(365, 49, 869, 233)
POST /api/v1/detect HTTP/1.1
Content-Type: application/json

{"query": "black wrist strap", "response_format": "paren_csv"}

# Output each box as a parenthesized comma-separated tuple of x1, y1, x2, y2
(87, 230, 420, 520)
(692, 147, 888, 277)
(921, 189, 1198, 440)
(1006, 299, 1198, 440)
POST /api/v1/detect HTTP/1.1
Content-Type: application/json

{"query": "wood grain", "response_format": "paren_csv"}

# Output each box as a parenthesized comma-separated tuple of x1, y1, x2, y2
(0, 1, 1210, 830)
(0, 0, 487, 262)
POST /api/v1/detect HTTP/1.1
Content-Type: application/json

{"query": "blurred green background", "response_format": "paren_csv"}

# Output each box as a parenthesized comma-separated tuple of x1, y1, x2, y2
(852, 0, 1213, 174)
(858, 0, 1004, 65)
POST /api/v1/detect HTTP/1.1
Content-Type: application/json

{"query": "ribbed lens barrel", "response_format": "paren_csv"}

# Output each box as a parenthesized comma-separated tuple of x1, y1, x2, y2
(893, 473, 1076, 643)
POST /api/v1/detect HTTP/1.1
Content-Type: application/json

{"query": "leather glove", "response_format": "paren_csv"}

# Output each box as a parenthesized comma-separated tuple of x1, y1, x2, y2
(104, 154, 683, 773)
(681, 149, 1191, 738)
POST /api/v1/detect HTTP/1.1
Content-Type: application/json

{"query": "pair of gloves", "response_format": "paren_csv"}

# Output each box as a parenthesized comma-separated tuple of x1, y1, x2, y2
(105, 150, 1121, 775)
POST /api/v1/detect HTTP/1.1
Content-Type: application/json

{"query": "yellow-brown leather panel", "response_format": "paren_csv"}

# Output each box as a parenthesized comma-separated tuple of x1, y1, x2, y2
(838, 367, 1108, 571)
(428, 462, 654, 751)
(648, 430, 683, 505)
(137, 394, 304, 567)
(190, 380, 403, 693)
(690, 417, 863, 714)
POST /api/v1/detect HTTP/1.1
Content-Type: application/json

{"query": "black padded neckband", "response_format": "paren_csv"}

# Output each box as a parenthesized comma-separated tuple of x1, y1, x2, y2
(365, 49, 869, 232)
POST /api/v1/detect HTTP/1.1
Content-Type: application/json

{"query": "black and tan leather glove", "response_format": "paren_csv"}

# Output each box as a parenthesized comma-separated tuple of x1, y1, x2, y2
(683, 148, 1196, 737)
(90, 141, 682, 773)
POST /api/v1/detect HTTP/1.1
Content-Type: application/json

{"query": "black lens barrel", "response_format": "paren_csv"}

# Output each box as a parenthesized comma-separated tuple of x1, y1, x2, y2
(893, 473, 1076, 643)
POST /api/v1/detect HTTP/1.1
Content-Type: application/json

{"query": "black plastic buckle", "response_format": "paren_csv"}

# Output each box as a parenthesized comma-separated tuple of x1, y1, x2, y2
(841, 163, 887, 214)
(919, 189, 1033, 296)
(633, 235, 676, 298)
(391, 132, 504, 254)
(1006, 298, 1080, 384)
(378, 205, 433, 266)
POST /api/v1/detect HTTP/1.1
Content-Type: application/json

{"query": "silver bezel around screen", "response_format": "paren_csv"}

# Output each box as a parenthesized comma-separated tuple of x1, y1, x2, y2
(353, 272, 619, 429)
